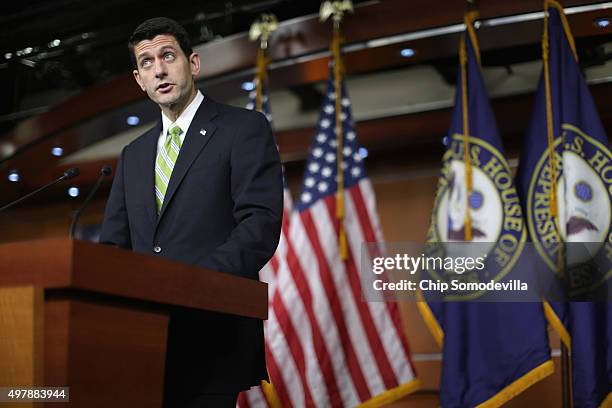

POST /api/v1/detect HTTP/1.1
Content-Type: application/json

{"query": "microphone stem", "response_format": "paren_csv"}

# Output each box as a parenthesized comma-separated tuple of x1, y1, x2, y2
(0, 176, 66, 213)
(69, 174, 105, 239)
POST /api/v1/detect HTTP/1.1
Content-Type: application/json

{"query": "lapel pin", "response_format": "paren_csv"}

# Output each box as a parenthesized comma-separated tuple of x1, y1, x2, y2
(200, 129, 207, 136)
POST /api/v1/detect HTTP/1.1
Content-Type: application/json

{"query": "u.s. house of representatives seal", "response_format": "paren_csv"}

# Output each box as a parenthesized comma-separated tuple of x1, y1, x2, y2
(526, 124, 612, 296)
(427, 134, 527, 300)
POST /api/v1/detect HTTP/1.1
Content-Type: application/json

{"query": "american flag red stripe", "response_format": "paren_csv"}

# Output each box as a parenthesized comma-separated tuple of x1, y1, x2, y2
(348, 185, 417, 374)
(239, 189, 301, 408)
(286, 249, 339, 405)
(268, 297, 311, 407)
(286, 208, 358, 405)
(300, 208, 370, 402)
(323, 196, 400, 390)
(266, 310, 303, 406)
(349, 182, 417, 384)
(272, 258, 319, 407)
(237, 391, 249, 406)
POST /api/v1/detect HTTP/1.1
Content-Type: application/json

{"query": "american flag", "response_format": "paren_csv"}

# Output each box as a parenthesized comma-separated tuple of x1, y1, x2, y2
(259, 65, 420, 407)
(238, 79, 292, 408)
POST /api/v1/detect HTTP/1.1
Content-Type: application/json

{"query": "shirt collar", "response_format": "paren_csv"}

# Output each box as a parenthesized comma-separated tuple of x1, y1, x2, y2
(161, 90, 204, 137)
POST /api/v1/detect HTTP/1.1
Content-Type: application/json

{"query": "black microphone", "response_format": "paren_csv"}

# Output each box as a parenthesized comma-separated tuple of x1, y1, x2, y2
(69, 165, 112, 239)
(0, 167, 80, 213)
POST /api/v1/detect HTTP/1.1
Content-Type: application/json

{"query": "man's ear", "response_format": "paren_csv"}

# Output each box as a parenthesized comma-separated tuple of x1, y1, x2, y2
(133, 69, 146, 92)
(189, 52, 201, 77)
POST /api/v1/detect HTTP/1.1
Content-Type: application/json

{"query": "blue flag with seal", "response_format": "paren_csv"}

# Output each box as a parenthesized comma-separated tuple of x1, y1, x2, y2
(516, 1, 612, 406)
(418, 11, 554, 407)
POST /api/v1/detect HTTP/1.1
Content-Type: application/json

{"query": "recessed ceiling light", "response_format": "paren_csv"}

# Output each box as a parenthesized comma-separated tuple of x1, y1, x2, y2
(594, 17, 611, 28)
(68, 187, 80, 198)
(51, 146, 64, 157)
(8, 170, 19, 183)
(241, 81, 255, 91)
(400, 48, 416, 58)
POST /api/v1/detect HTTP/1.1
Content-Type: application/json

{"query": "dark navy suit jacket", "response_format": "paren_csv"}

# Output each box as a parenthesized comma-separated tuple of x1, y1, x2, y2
(100, 95, 283, 396)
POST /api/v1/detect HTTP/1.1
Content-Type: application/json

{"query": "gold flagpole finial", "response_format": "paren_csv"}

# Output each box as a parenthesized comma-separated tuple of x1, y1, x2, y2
(249, 13, 279, 50)
(249, 14, 277, 112)
(320, 0, 353, 26)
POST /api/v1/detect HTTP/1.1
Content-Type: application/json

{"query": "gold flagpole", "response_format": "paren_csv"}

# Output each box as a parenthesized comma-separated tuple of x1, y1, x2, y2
(249, 14, 278, 113)
(460, 2, 481, 242)
(320, 0, 353, 261)
(542, 2, 576, 406)
(248, 15, 281, 408)
(543, 3, 559, 220)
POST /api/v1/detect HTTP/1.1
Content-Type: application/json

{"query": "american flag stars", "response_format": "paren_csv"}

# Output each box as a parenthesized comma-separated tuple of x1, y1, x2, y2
(296, 77, 367, 211)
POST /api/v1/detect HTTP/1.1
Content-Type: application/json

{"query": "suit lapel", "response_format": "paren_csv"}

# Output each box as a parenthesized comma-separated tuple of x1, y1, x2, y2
(139, 122, 162, 228)
(156, 96, 219, 224)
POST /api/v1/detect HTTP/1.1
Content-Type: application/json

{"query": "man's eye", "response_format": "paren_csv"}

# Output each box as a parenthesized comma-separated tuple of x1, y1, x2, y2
(141, 58, 151, 67)
(164, 52, 175, 61)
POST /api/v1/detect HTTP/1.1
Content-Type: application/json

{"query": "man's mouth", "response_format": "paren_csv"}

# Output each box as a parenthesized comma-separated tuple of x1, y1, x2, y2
(157, 83, 174, 92)
(567, 216, 598, 235)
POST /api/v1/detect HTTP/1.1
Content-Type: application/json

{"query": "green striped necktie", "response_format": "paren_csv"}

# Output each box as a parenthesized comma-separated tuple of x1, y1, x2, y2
(155, 123, 182, 212)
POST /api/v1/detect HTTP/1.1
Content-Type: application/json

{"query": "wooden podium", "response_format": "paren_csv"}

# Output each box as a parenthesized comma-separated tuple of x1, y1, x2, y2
(0, 238, 268, 407)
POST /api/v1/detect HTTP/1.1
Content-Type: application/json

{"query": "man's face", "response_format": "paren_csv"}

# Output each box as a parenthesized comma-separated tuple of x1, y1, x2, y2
(132, 34, 200, 109)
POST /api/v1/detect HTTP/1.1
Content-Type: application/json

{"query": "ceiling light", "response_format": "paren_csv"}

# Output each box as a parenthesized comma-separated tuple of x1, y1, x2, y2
(400, 48, 416, 58)
(594, 17, 611, 28)
(241, 81, 255, 91)
(68, 187, 80, 198)
(51, 146, 64, 157)
(8, 170, 20, 183)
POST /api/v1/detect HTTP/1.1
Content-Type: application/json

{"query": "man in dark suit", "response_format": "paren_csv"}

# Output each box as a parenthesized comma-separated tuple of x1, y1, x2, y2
(100, 17, 283, 408)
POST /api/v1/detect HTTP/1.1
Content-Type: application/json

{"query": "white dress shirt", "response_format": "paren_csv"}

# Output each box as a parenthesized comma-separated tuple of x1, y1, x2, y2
(157, 90, 204, 155)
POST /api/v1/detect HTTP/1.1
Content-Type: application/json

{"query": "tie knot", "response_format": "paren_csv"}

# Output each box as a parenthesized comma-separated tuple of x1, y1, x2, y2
(169, 124, 182, 138)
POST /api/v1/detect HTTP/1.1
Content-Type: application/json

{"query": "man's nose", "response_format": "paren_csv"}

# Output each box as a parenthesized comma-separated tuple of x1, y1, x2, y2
(154, 59, 167, 78)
